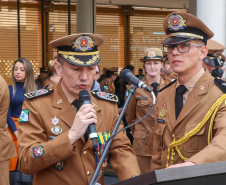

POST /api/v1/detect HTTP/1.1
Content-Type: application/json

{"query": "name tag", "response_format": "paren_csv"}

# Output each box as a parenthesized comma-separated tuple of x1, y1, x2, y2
(138, 97, 148, 100)
(157, 119, 165, 124)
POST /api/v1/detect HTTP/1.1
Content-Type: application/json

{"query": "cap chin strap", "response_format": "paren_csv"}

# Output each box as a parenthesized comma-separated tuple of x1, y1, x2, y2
(168, 32, 203, 40)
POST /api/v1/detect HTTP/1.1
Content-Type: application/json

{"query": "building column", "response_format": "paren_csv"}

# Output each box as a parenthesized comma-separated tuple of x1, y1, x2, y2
(76, 0, 96, 33)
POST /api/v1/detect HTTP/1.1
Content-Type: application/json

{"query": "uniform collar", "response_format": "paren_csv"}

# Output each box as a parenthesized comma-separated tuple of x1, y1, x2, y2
(176, 67, 205, 92)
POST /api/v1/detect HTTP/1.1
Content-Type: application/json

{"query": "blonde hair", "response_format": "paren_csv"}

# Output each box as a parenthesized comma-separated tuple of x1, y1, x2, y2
(12, 58, 37, 95)
(48, 60, 56, 73)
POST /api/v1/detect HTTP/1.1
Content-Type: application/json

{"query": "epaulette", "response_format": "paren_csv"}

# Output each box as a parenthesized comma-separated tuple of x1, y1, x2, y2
(91, 91, 118, 103)
(214, 77, 226, 93)
(158, 79, 177, 92)
(24, 89, 54, 100)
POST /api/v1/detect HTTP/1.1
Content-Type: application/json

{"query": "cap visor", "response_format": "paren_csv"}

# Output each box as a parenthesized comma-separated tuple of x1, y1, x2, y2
(61, 54, 101, 66)
(203, 58, 223, 67)
(162, 36, 194, 45)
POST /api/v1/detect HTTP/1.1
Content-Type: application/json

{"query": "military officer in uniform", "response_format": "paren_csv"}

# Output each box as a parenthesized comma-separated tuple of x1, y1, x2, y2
(202, 39, 225, 78)
(18, 33, 140, 185)
(148, 12, 226, 170)
(100, 67, 118, 94)
(126, 48, 165, 174)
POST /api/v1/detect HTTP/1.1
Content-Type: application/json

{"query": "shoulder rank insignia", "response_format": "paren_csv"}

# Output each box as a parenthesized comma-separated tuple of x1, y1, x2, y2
(214, 77, 226, 93)
(158, 79, 177, 93)
(91, 91, 118, 103)
(24, 89, 54, 99)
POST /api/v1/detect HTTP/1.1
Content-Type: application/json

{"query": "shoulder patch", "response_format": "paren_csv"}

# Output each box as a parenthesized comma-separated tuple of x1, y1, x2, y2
(91, 91, 118, 103)
(214, 77, 226, 93)
(158, 78, 177, 92)
(24, 89, 54, 99)
(18, 109, 29, 123)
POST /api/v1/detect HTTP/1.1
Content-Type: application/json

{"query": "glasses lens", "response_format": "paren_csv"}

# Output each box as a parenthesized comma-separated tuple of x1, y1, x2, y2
(177, 43, 190, 53)
(163, 45, 174, 53)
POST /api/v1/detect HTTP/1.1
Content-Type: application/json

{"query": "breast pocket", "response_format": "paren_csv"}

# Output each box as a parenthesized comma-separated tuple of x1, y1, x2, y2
(137, 97, 152, 116)
(133, 130, 149, 155)
(183, 123, 207, 153)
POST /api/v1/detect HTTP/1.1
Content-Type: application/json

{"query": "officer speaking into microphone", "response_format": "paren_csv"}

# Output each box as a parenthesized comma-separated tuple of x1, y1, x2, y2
(17, 33, 140, 185)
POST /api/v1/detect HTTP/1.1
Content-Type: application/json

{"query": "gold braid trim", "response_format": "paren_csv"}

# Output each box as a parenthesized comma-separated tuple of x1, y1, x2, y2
(166, 94, 226, 167)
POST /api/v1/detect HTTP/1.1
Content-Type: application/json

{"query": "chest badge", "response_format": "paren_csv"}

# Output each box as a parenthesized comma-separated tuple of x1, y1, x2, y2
(51, 116, 60, 126)
(159, 103, 167, 118)
(55, 160, 64, 171)
(51, 126, 62, 135)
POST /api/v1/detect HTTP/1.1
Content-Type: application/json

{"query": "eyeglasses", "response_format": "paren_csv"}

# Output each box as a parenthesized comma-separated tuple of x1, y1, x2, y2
(163, 43, 203, 53)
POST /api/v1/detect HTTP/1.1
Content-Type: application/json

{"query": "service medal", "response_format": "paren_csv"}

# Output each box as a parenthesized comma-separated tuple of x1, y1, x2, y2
(51, 126, 62, 135)
(51, 116, 59, 125)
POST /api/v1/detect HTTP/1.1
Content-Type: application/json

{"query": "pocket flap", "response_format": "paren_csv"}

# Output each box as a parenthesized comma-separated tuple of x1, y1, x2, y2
(134, 130, 147, 139)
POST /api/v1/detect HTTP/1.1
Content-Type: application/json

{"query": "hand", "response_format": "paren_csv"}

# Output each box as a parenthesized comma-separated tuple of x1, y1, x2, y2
(68, 104, 97, 146)
(167, 161, 196, 169)
(14, 130, 18, 138)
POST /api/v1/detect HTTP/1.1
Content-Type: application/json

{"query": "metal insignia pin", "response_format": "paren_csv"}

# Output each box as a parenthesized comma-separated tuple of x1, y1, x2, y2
(57, 99, 62, 104)
(55, 160, 64, 171)
(51, 126, 62, 135)
(199, 86, 204, 90)
(51, 116, 59, 125)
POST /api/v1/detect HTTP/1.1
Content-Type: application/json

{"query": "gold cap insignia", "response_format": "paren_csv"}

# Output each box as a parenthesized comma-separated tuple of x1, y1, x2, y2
(72, 35, 95, 52)
(168, 14, 187, 31)
(148, 50, 156, 58)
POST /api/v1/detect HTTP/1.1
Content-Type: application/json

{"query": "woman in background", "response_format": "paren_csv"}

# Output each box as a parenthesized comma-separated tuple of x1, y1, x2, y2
(7, 58, 37, 171)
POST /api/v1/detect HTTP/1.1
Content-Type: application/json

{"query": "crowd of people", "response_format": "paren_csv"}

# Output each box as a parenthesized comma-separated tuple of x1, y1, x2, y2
(1, 11, 226, 185)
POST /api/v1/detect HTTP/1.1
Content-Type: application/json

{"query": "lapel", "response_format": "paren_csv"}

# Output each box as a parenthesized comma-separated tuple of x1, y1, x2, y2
(171, 71, 211, 130)
(83, 93, 102, 150)
(164, 82, 177, 131)
(52, 82, 75, 128)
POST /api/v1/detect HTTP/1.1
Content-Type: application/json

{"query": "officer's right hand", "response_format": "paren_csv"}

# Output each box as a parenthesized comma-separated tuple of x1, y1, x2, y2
(68, 104, 97, 147)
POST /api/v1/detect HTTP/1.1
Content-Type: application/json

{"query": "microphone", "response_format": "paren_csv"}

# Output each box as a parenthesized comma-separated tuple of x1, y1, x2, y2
(79, 90, 98, 150)
(120, 69, 152, 93)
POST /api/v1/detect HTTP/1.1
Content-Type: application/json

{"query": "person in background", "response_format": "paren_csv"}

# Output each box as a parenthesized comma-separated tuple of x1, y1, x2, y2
(17, 33, 140, 185)
(100, 67, 118, 94)
(202, 39, 225, 78)
(7, 58, 37, 172)
(135, 68, 145, 79)
(36, 67, 50, 88)
(126, 48, 165, 174)
(91, 65, 104, 92)
(44, 57, 62, 89)
(97, 67, 106, 83)
(161, 53, 173, 80)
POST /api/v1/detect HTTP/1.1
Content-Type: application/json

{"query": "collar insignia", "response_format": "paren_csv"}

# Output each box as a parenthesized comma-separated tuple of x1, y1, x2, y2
(168, 13, 187, 31)
(72, 35, 95, 52)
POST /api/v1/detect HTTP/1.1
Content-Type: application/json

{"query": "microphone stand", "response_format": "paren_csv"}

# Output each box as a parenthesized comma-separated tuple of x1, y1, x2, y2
(89, 85, 137, 185)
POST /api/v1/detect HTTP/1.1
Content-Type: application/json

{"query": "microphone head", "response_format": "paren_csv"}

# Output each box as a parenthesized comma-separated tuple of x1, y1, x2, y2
(120, 69, 132, 80)
(79, 90, 91, 103)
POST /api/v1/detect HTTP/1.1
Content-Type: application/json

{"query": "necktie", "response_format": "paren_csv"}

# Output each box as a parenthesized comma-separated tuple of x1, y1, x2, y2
(151, 82, 159, 96)
(71, 100, 88, 142)
(175, 85, 187, 119)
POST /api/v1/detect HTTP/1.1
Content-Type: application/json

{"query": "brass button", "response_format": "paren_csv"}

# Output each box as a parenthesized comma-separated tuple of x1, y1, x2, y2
(152, 127, 154, 130)
(142, 103, 144, 105)
(173, 152, 175, 156)
(87, 171, 90, 176)
(159, 129, 160, 133)
(172, 134, 175, 138)
(83, 151, 87, 155)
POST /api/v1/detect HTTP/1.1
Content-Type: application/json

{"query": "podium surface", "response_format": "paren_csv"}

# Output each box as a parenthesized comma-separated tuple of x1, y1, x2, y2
(113, 161, 226, 185)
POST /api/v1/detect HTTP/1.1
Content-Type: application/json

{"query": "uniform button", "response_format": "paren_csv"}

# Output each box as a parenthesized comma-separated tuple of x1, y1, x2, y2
(173, 152, 175, 156)
(83, 151, 87, 155)
(151, 115, 153, 118)
(87, 171, 90, 176)
(172, 134, 175, 138)
(142, 103, 144, 105)
(152, 127, 154, 130)
(159, 129, 161, 133)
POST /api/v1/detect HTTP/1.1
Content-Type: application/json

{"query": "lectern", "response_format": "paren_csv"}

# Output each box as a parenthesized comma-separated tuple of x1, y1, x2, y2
(113, 161, 226, 185)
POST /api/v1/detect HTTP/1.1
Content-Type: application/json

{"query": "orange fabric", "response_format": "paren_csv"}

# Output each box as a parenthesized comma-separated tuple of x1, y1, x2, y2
(7, 117, 19, 171)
